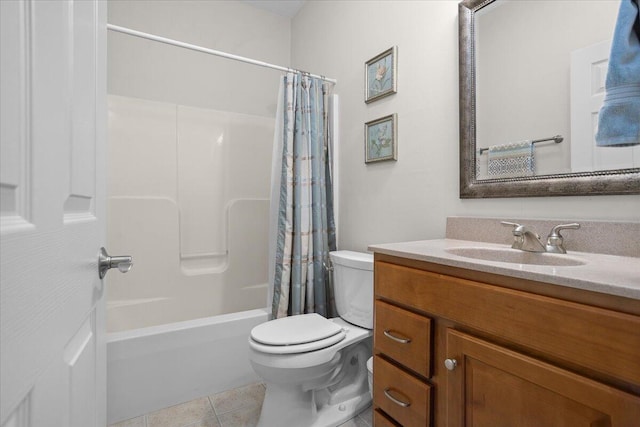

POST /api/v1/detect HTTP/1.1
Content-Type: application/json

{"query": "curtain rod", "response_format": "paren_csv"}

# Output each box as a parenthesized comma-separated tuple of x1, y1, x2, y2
(107, 24, 337, 84)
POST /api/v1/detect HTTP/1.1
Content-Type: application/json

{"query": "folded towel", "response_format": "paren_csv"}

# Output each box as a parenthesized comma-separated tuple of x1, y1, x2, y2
(596, 0, 640, 147)
(487, 140, 534, 178)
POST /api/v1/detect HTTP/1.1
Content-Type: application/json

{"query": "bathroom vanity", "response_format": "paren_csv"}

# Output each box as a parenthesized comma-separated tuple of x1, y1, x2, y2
(369, 223, 640, 426)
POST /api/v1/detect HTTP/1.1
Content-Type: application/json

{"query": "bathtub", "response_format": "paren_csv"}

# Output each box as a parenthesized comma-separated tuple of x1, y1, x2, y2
(106, 308, 269, 425)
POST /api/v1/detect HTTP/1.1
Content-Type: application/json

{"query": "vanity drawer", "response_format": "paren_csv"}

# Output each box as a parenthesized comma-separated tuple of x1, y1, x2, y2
(374, 355, 431, 426)
(375, 300, 431, 378)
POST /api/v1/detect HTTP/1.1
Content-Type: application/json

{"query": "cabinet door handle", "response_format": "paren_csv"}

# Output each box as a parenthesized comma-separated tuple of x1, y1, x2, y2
(383, 388, 411, 408)
(383, 329, 412, 344)
(444, 358, 458, 371)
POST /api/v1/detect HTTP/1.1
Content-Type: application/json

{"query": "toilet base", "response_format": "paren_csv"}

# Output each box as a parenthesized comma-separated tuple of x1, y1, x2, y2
(256, 340, 372, 427)
(311, 392, 371, 427)
(257, 383, 371, 427)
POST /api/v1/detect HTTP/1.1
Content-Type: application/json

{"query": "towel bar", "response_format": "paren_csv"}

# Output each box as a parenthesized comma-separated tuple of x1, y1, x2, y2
(478, 135, 563, 155)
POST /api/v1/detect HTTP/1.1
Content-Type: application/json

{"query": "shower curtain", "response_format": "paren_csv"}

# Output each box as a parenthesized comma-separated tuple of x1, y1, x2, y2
(268, 72, 336, 319)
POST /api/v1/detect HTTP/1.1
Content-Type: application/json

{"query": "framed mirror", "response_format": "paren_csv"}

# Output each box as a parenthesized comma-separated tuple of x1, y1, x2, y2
(459, 0, 640, 198)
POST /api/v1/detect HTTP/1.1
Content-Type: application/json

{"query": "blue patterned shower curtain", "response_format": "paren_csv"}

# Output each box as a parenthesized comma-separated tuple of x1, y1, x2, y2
(269, 72, 336, 319)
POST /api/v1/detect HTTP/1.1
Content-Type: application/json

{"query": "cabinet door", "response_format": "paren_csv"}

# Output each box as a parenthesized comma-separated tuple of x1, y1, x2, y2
(445, 329, 640, 427)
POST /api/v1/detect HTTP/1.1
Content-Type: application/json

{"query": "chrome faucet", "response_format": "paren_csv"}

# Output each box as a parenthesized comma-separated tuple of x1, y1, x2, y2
(545, 223, 580, 253)
(502, 221, 580, 254)
(501, 222, 546, 252)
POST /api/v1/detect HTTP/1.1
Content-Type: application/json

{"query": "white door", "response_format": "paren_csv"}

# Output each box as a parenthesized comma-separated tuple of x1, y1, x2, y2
(570, 39, 640, 172)
(1, 1, 108, 426)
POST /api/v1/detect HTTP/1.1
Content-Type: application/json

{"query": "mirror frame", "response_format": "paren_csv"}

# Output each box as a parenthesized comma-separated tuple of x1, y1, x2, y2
(459, 0, 640, 198)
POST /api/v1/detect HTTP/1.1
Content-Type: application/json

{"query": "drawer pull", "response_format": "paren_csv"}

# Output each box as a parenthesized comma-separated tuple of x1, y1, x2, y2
(383, 388, 412, 408)
(383, 329, 412, 344)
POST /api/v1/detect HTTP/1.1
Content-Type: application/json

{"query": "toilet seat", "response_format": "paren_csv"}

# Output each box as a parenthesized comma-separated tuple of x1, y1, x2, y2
(249, 313, 346, 354)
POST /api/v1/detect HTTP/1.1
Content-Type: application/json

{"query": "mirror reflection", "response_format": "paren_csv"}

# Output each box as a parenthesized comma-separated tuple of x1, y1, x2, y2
(474, 0, 639, 180)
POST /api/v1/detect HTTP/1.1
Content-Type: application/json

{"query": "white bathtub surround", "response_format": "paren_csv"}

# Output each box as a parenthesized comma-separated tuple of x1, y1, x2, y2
(107, 95, 273, 332)
(107, 309, 268, 425)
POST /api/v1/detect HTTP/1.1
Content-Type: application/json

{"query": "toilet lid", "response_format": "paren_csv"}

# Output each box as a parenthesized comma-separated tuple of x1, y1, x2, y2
(250, 313, 344, 346)
(249, 330, 346, 354)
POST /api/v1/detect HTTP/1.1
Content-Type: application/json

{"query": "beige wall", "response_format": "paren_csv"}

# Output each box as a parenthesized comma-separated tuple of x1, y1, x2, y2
(291, 0, 640, 253)
(108, 0, 290, 116)
(107, 0, 639, 262)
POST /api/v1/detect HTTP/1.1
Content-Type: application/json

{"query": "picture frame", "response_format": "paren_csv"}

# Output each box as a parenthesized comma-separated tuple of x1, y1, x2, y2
(365, 114, 397, 163)
(365, 46, 397, 103)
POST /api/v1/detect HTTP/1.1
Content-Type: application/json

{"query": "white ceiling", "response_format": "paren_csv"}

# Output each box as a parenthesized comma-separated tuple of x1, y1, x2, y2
(241, 0, 307, 18)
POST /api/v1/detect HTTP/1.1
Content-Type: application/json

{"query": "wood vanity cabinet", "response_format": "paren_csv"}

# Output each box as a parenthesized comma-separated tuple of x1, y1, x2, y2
(372, 254, 640, 427)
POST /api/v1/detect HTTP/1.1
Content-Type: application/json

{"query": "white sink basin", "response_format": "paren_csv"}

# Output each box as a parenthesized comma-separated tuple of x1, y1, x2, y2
(445, 247, 586, 267)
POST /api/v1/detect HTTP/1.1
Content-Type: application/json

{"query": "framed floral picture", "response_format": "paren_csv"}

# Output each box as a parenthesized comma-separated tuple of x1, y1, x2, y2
(365, 46, 397, 103)
(365, 114, 397, 163)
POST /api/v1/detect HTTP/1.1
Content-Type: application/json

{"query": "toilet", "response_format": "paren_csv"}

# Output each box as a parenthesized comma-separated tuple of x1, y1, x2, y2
(248, 251, 374, 427)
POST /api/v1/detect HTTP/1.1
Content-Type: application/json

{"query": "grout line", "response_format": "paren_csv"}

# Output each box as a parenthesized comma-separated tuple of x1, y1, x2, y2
(210, 400, 263, 416)
(207, 395, 224, 427)
(356, 405, 372, 427)
(358, 414, 371, 427)
(208, 383, 266, 416)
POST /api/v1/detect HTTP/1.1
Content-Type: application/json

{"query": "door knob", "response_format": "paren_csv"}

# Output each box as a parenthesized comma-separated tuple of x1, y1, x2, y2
(99, 247, 133, 279)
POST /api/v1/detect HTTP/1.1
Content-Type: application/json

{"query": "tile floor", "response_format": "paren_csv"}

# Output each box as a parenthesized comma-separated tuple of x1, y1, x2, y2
(109, 382, 373, 427)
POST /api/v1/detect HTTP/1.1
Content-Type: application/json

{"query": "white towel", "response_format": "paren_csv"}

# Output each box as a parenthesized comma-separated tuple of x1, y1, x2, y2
(487, 140, 535, 178)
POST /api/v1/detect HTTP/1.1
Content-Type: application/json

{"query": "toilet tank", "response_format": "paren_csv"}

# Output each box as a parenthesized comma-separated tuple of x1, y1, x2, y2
(330, 251, 373, 329)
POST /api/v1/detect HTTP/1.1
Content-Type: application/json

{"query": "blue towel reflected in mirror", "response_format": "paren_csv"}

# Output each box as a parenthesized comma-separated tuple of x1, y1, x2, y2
(596, 0, 640, 147)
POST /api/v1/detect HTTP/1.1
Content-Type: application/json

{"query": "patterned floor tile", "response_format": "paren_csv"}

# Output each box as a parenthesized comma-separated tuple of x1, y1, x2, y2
(357, 405, 373, 426)
(182, 416, 221, 427)
(209, 383, 265, 414)
(216, 405, 261, 427)
(109, 416, 146, 427)
(146, 397, 215, 427)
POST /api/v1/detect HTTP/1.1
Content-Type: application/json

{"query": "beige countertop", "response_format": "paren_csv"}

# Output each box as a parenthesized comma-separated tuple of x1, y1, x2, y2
(368, 239, 640, 300)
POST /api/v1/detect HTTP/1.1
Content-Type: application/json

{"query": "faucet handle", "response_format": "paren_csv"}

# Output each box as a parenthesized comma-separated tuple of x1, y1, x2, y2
(501, 221, 526, 250)
(546, 223, 580, 254)
(500, 221, 521, 229)
(549, 223, 581, 236)
(501, 221, 540, 238)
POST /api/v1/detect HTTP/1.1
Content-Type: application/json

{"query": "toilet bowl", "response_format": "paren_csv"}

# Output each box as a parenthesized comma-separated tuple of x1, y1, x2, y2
(248, 251, 374, 427)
